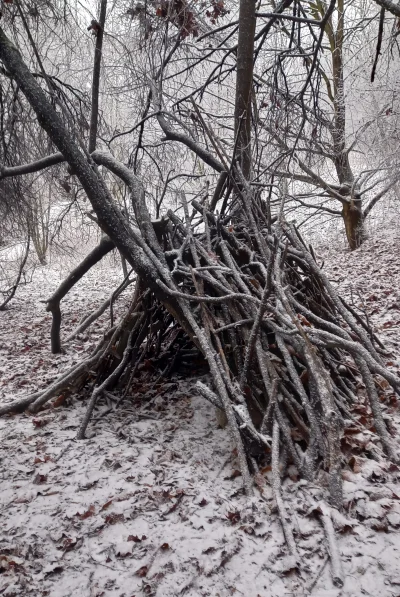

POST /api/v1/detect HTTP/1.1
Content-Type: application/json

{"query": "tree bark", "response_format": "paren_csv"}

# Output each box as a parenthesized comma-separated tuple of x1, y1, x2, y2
(0, 26, 200, 350)
(234, 0, 256, 181)
(88, 0, 107, 153)
(342, 199, 364, 250)
(330, 0, 366, 249)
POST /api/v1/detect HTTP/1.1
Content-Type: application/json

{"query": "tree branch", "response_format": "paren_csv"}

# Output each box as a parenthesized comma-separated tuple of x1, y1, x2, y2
(372, 0, 400, 17)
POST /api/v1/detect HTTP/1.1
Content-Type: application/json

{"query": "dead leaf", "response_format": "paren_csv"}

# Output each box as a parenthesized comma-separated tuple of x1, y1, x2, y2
(135, 565, 148, 577)
(34, 454, 52, 464)
(348, 456, 363, 474)
(52, 394, 67, 408)
(101, 499, 113, 511)
(239, 525, 255, 535)
(104, 512, 125, 525)
(202, 546, 217, 554)
(44, 564, 64, 576)
(77, 504, 95, 519)
(33, 473, 48, 484)
(58, 536, 81, 552)
(367, 518, 389, 532)
(224, 469, 241, 480)
(226, 510, 240, 524)
(32, 417, 50, 428)
(115, 542, 133, 558)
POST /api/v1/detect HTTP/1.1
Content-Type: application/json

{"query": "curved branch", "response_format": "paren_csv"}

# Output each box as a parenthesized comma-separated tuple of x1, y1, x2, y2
(363, 178, 398, 219)
(0, 27, 178, 313)
(92, 150, 166, 265)
(0, 153, 64, 178)
(0, 236, 30, 310)
(150, 82, 225, 173)
(46, 235, 115, 353)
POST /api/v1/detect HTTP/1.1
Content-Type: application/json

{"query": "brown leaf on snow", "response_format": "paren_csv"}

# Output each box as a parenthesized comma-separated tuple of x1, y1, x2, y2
(104, 512, 125, 525)
(115, 542, 133, 558)
(199, 498, 208, 507)
(127, 535, 146, 542)
(226, 510, 240, 524)
(160, 543, 170, 550)
(52, 394, 67, 408)
(239, 525, 255, 535)
(32, 417, 50, 428)
(202, 545, 217, 554)
(33, 473, 48, 484)
(0, 555, 25, 574)
(366, 517, 389, 532)
(376, 377, 390, 390)
(348, 456, 363, 473)
(57, 536, 82, 552)
(224, 469, 241, 480)
(34, 454, 52, 464)
(77, 504, 96, 519)
(43, 564, 64, 576)
(135, 565, 148, 577)
(368, 469, 388, 483)
(330, 509, 358, 533)
(100, 499, 113, 511)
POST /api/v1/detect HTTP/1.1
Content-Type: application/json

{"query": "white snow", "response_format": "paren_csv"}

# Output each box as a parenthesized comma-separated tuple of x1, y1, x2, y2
(1, 237, 400, 596)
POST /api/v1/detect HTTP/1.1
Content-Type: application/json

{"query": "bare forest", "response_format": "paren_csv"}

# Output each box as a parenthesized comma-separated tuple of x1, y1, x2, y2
(1, 0, 400, 594)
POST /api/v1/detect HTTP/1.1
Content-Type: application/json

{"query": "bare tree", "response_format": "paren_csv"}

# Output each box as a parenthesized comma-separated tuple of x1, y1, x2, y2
(0, 3, 399, 587)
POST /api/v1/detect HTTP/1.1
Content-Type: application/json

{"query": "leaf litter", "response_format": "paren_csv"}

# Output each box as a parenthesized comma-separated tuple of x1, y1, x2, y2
(1, 236, 400, 595)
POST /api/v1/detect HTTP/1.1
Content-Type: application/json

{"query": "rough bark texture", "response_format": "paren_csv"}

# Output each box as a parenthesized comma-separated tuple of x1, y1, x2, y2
(88, 0, 107, 153)
(342, 199, 365, 250)
(330, 0, 366, 248)
(234, 0, 256, 180)
(1, 24, 399, 591)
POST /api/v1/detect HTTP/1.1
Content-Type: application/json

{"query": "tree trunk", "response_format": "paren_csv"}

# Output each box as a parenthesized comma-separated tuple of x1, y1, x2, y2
(88, 0, 107, 153)
(234, 0, 256, 181)
(331, 0, 366, 249)
(342, 199, 365, 250)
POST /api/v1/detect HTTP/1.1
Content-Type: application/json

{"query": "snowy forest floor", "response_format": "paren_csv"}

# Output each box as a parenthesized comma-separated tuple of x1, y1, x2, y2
(1, 229, 400, 597)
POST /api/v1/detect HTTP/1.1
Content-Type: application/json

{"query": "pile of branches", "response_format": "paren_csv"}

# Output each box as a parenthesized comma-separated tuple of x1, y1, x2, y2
(2, 193, 398, 479)
(0, 9, 399, 589)
(1, 188, 400, 583)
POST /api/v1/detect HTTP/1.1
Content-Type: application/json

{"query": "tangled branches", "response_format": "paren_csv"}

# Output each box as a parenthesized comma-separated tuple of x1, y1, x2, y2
(2, 197, 398, 502)
(1, 189, 399, 586)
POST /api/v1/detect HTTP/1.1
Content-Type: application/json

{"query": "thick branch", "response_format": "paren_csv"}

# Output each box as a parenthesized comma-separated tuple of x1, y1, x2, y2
(46, 235, 115, 353)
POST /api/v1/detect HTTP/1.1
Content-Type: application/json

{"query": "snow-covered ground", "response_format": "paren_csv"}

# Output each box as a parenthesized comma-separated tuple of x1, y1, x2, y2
(1, 235, 400, 597)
